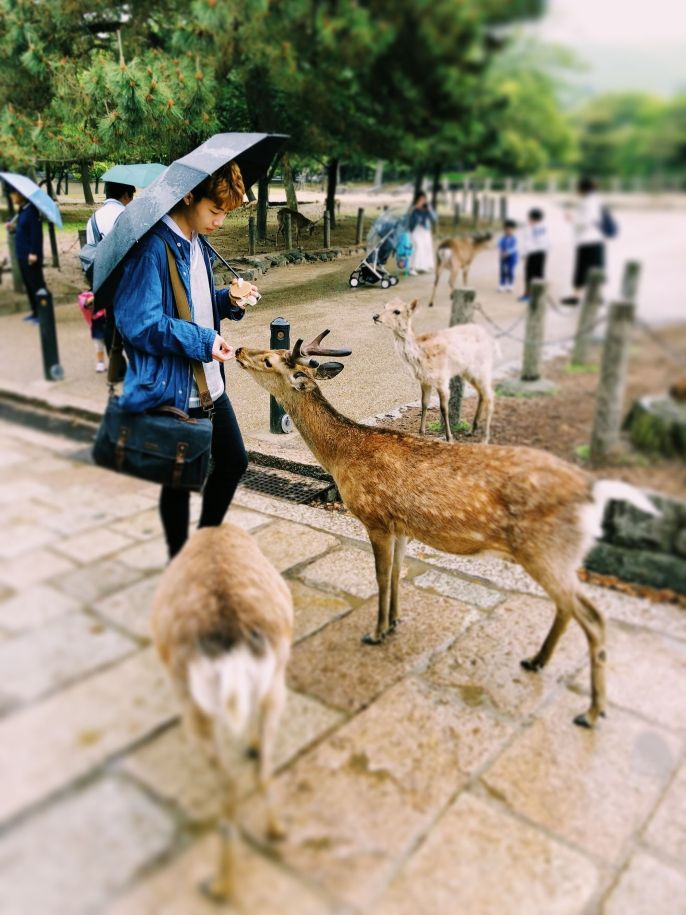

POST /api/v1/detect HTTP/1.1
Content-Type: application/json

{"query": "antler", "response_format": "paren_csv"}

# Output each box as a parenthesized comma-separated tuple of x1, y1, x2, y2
(300, 329, 352, 358)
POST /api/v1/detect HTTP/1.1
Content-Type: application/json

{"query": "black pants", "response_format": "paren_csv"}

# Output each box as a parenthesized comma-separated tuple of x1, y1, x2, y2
(573, 243, 605, 291)
(159, 392, 248, 559)
(19, 261, 46, 317)
(524, 252, 546, 294)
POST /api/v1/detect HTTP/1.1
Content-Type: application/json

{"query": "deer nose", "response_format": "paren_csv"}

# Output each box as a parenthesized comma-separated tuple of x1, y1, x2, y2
(235, 347, 243, 357)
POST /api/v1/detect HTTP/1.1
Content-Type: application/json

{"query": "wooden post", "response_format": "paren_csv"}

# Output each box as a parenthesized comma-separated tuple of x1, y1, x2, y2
(471, 195, 480, 227)
(499, 194, 508, 224)
(572, 268, 605, 366)
(453, 203, 460, 228)
(7, 234, 24, 293)
(44, 164, 60, 269)
(521, 280, 548, 381)
(324, 210, 331, 248)
(448, 288, 476, 427)
(621, 260, 641, 304)
(284, 211, 293, 249)
(78, 229, 87, 248)
(355, 207, 365, 245)
(248, 216, 256, 255)
(590, 301, 636, 462)
(462, 183, 468, 211)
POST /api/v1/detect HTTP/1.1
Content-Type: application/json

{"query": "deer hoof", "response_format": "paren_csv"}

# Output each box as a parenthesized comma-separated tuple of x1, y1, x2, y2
(573, 712, 593, 729)
(362, 632, 386, 646)
(520, 657, 542, 672)
(200, 877, 232, 904)
(388, 618, 401, 632)
(266, 817, 287, 842)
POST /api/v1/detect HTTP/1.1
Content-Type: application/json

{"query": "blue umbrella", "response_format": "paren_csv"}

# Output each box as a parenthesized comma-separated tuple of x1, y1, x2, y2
(1, 172, 63, 228)
(100, 163, 167, 189)
(93, 132, 287, 291)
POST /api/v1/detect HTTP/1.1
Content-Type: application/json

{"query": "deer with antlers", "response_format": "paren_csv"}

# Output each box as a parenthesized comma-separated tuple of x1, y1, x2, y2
(428, 233, 492, 307)
(236, 331, 659, 729)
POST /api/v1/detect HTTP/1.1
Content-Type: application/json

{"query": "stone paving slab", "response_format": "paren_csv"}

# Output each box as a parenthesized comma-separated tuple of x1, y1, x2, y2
(0, 582, 82, 632)
(0, 610, 135, 707)
(414, 567, 505, 610)
(0, 546, 76, 591)
(481, 689, 682, 865)
(54, 556, 145, 604)
(643, 759, 686, 866)
(240, 677, 512, 910)
(290, 580, 352, 643)
(54, 525, 134, 563)
(0, 776, 176, 915)
(289, 584, 480, 713)
(424, 593, 588, 719)
(122, 690, 343, 823)
(601, 850, 686, 915)
(372, 791, 598, 915)
(0, 647, 174, 825)
(93, 575, 161, 640)
(409, 543, 547, 597)
(299, 547, 388, 599)
(253, 519, 338, 573)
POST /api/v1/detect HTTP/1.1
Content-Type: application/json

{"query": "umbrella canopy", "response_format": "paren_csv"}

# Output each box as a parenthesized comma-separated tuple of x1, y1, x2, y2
(1, 172, 63, 228)
(100, 163, 167, 189)
(93, 132, 287, 292)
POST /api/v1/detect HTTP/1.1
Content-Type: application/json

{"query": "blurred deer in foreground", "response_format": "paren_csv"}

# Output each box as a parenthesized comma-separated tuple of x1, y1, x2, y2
(374, 297, 496, 443)
(429, 233, 492, 306)
(276, 207, 319, 247)
(151, 525, 293, 902)
(237, 331, 659, 729)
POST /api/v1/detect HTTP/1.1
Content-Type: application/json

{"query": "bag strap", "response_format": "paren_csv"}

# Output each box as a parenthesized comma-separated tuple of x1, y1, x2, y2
(164, 242, 213, 412)
(89, 213, 104, 245)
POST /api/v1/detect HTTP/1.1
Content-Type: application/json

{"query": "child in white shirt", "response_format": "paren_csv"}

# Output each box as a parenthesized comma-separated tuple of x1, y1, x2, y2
(520, 208, 548, 302)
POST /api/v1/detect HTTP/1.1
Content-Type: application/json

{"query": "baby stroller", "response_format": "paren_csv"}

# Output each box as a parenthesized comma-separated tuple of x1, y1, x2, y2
(348, 210, 407, 289)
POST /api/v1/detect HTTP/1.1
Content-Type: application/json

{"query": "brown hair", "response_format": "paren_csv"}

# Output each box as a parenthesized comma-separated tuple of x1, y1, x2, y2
(192, 160, 245, 211)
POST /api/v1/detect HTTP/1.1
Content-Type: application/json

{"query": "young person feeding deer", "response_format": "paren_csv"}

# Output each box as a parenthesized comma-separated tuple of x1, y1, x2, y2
(236, 330, 658, 729)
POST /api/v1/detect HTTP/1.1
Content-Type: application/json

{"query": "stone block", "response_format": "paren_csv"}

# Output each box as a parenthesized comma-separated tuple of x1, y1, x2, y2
(604, 491, 682, 553)
(240, 677, 511, 910)
(0, 776, 175, 915)
(0, 548, 76, 592)
(55, 558, 144, 604)
(93, 575, 161, 640)
(481, 689, 681, 863)
(289, 583, 480, 713)
(414, 568, 504, 610)
(115, 538, 169, 572)
(0, 611, 135, 706)
(55, 527, 134, 563)
(253, 520, 337, 573)
(0, 584, 82, 632)
(373, 792, 597, 915)
(643, 760, 686, 866)
(585, 542, 686, 595)
(289, 580, 352, 642)
(408, 543, 546, 596)
(602, 851, 686, 915)
(299, 547, 384, 599)
(109, 508, 163, 542)
(0, 648, 175, 824)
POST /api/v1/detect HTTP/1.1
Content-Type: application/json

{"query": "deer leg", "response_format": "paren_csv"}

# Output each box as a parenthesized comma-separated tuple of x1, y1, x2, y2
(428, 266, 441, 308)
(521, 605, 572, 672)
(389, 535, 408, 631)
(362, 531, 394, 645)
(257, 672, 287, 840)
(200, 719, 239, 903)
(419, 384, 432, 434)
(449, 264, 458, 292)
(571, 593, 607, 728)
(438, 387, 453, 443)
(462, 265, 469, 285)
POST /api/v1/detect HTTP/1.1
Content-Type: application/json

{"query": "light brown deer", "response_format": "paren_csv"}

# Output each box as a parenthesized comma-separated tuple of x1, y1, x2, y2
(236, 332, 659, 729)
(428, 233, 492, 307)
(275, 207, 319, 247)
(373, 297, 495, 443)
(151, 524, 293, 902)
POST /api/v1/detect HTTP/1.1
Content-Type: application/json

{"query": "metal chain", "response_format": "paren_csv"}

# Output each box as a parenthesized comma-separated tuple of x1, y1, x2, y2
(636, 319, 686, 367)
(474, 300, 607, 347)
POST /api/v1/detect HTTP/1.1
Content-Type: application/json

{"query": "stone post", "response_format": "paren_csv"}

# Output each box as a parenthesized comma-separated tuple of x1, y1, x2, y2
(471, 195, 480, 227)
(355, 208, 365, 245)
(453, 203, 460, 228)
(621, 260, 641, 304)
(448, 288, 476, 426)
(284, 211, 293, 249)
(590, 301, 636, 462)
(572, 268, 605, 366)
(521, 280, 548, 381)
(248, 216, 256, 255)
(324, 210, 331, 248)
(499, 195, 508, 224)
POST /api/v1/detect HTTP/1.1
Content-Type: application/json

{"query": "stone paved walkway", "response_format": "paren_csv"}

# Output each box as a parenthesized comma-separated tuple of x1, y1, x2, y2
(1, 416, 685, 915)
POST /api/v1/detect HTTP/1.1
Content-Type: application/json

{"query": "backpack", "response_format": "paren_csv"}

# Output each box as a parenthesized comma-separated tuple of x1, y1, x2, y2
(78, 213, 103, 286)
(599, 206, 618, 239)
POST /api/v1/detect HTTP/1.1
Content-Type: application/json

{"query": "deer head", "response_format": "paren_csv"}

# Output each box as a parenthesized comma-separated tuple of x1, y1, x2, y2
(372, 297, 418, 337)
(235, 330, 351, 396)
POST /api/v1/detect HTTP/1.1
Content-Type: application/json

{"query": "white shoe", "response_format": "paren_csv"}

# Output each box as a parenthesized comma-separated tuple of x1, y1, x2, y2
(96, 361, 106, 373)
(409, 269, 418, 276)
(497, 285, 505, 293)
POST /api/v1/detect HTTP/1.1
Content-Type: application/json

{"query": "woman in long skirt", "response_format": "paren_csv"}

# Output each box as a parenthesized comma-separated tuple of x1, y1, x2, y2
(408, 191, 437, 274)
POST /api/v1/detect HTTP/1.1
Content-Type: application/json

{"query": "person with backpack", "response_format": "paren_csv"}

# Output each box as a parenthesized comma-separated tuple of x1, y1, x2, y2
(81, 182, 135, 370)
(562, 176, 616, 305)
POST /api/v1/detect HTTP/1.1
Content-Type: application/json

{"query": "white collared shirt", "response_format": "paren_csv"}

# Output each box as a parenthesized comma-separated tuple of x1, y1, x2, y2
(86, 198, 125, 243)
(162, 215, 224, 406)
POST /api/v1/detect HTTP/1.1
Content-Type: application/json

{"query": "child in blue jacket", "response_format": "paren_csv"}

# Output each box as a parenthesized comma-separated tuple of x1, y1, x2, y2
(497, 219, 518, 292)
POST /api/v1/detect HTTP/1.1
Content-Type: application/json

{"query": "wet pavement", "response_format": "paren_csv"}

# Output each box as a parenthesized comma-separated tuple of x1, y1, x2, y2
(0, 417, 685, 915)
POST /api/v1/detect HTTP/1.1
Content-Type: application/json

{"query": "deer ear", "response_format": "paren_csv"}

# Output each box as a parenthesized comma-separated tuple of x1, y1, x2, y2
(315, 361, 345, 380)
(409, 299, 418, 312)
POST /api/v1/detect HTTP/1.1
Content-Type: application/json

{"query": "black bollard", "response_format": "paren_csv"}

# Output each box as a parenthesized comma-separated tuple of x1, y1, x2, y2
(36, 287, 64, 381)
(269, 317, 292, 433)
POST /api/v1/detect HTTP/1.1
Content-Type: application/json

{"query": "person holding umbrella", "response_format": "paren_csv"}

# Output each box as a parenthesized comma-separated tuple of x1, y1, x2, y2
(5, 188, 45, 324)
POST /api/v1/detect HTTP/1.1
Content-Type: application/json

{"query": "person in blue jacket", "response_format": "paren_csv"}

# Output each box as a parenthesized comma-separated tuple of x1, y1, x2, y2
(114, 161, 256, 559)
(6, 189, 45, 323)
(497, 218, 518, 292)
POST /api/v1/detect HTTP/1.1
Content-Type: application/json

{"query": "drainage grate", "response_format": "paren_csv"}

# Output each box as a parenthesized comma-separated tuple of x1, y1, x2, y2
(239, 465, 334, 504)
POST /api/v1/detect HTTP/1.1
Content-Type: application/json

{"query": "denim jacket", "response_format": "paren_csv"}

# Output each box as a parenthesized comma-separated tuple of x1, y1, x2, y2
(114, 221, 244, 413)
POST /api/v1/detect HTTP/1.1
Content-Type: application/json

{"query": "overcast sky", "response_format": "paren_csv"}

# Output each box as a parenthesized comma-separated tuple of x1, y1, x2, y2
(527, 0, 686, 96)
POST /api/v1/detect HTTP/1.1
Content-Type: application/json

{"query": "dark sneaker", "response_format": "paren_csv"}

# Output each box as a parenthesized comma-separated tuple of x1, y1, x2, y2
(23, 314, 39, 324)
(560, 296, 580, 305)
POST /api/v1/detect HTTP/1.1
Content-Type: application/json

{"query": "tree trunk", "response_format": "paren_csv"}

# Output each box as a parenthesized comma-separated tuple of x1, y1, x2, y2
(282, 153, 298, 211)
(413, 168, 425, 198)
(326, 157, 338, 229)
(246, 185, 256, 202)
(374, 160, 384, 188)
(431, 165, 441, 210)
(256, 175, 269, 242)
(80, 161, 95, 205)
